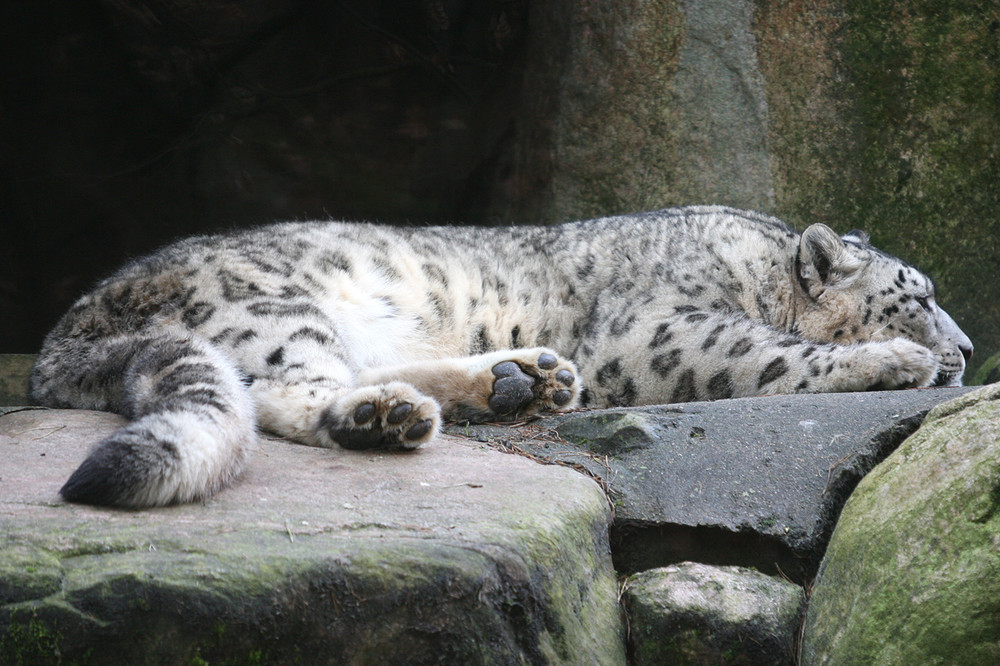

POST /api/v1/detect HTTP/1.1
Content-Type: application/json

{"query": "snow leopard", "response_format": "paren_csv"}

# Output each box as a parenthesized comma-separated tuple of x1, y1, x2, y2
(30, 205, 973, 508)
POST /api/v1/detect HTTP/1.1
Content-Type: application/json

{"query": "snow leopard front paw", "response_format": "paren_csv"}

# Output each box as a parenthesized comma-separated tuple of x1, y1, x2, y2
(811, 337, 938, 394)
(864, 338, 939, 390)
(317, 382, 440, 450)
(484, 349, 580, 420)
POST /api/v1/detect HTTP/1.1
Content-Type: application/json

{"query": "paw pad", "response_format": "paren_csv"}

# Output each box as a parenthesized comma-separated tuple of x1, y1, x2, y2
(537, 353, 558, 370)
(353, 402, 376, 424)
(483, 350, 580, 420)
(321, 385, 439, 451)
(489, 362, 536, 415)
(405, 419, 433, 440)
(387, 402, 413, 424)
(553, 389, 574, 406)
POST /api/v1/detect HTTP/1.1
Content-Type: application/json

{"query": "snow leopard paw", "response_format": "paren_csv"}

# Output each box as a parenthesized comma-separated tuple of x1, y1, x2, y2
(820, 338, 939, 393)
(317, 382, 440, 450)
(863, 338, 939, 390)
(485, 349, 580, 420)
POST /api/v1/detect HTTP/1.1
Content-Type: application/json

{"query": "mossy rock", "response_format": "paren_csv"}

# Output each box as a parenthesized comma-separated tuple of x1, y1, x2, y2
(0, 355, 35, 406)
(971, 349, 1000, 386)
(1, 409, 625, 665)
(624, 562, 804, 665)
(802, 384, 1000, 664)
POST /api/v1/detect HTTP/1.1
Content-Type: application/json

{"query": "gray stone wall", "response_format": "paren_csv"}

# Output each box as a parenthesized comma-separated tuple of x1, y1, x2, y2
(495, 0, 998, 375)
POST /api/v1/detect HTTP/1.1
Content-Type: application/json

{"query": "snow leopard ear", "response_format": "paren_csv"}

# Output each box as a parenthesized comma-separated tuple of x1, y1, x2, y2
(797, 223, 870, 298)
(842, 229, 870, 246)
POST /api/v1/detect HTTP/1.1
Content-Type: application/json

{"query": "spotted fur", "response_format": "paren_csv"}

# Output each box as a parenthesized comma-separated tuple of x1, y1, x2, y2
(31, 206, 972, 507)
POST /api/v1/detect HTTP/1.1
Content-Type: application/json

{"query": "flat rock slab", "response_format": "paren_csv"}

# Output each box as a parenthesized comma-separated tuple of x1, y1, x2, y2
(0, 409, 625, 665)
(451, 387, 976, 581)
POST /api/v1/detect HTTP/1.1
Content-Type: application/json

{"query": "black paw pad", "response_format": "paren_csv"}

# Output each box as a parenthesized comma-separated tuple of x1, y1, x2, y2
(537, 353, 558, 370)
(553, 389, 574, 406)
(353, 402, 376, 425)
(329, 426, 382, 451)
(489, 361, 535, 415)
(387, 402, 413, 424)
(492, 361, 525, 379)
(405, 419, 433, 441)
(556, 369, 575, 386)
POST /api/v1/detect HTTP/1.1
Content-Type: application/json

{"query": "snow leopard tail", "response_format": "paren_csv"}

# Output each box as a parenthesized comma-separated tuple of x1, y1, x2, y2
(30, 328, 254, 508)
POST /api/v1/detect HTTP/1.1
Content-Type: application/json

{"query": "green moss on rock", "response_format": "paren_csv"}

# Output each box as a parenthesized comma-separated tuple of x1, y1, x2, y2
(971, 350, 1000, 386)
(0, 355, 35, 406)
(1, 409, 625, 665)
(758, 2, 1000, 377)
(803, 385, 1000, 663)
(625, 562, 804, 665)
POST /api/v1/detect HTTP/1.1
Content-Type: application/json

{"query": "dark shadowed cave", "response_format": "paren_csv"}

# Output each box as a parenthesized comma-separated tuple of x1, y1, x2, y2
(1, 0, 532, 353)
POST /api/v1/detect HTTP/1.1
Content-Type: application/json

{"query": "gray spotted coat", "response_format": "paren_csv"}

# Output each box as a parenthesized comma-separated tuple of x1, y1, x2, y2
(30, 206, 973, 507)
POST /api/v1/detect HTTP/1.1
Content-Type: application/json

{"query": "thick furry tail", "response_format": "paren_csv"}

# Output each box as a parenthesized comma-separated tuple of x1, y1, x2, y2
(31, 330, 254, 508)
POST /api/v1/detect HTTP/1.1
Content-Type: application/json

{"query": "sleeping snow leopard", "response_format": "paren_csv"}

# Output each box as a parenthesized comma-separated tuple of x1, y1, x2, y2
(30, 205, 972, 508)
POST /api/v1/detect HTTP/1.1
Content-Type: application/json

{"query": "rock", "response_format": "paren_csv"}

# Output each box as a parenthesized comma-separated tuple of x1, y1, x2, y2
(505, 0, 772, 223)
(451, 387, 976, 581)
(0, 354, 34, 406)
(0, 409, 625, 665)
(971, 349, 1000, 385)
(624, 562, 804, 665)
(801, 384, 1000, 664)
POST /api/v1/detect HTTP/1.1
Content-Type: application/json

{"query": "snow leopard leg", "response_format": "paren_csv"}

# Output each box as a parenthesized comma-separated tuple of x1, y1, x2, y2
(250, 375, 440, 451)
(356, 347, 580, 423)
(241, 330, 439, 450)
(30, 330, 254, 508)
(578, 310, 939, 406)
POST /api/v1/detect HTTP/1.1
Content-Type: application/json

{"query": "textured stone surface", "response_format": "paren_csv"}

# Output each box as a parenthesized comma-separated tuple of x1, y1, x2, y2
(972, 349, 1000, 386)
(802, 384, 1000, 664)
(505, 0, 772, 222)
(0, 409, 625, 665)
(624, 562, 804, 665)
(0, 354, 34, 406)
(453, 387, 976, 581)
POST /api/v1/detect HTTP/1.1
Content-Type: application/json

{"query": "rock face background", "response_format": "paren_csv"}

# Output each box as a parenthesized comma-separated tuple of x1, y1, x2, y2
(802, 384, 1000, 664)
(1, 1, 996, 372)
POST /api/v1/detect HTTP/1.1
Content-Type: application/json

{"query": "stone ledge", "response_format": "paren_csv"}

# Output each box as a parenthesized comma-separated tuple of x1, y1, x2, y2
(0, 409, 625, 665)
(450, 387, 977, 581)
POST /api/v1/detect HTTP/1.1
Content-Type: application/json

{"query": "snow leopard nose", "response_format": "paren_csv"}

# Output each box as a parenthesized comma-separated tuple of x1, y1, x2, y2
(960, 343, 973, 363)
